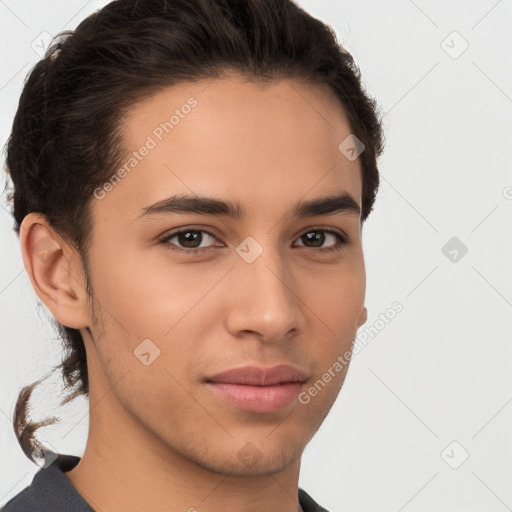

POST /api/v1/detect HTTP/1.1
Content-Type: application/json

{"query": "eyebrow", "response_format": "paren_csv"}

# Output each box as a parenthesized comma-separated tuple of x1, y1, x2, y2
(135, 191, 361, 221)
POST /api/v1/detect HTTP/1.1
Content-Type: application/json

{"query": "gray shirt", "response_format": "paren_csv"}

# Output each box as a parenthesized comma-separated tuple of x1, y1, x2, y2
(1, 453, 330, 512)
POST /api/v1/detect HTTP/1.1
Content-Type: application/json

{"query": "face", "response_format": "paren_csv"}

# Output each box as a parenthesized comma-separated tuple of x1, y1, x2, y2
(62, 74, 367, 476)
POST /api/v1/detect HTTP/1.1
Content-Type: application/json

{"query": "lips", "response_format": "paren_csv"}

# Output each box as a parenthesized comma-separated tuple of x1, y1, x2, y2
(204, 365, 308, 413)
(205, 364, 308, 386)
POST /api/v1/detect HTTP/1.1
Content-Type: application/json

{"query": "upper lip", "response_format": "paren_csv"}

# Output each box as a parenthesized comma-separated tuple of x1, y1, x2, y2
(205, 365, 308, 386)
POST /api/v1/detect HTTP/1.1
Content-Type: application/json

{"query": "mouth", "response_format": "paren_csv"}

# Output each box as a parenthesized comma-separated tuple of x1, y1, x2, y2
(204, 364, 308, 413)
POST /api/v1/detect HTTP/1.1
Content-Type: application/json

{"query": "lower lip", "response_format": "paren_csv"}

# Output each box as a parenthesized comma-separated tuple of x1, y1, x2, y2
(205, 382, 302, 413)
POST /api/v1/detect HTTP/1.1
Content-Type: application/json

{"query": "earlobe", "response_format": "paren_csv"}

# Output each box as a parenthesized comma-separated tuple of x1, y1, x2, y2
(20, 213, 90, 329)
(358, 306, 368, 327)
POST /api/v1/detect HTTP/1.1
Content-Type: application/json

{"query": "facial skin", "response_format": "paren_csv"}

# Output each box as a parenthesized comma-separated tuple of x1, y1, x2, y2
(21, 73, 368, 512)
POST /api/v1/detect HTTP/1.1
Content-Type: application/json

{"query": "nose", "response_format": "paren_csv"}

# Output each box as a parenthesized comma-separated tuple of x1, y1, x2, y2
(224, 243, 303, 343)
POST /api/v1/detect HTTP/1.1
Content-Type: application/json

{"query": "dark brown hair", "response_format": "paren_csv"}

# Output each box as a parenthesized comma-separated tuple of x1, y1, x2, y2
(5, 0, 384, 463)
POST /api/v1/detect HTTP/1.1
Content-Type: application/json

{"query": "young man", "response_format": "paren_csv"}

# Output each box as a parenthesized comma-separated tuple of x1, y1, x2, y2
(2, 0, 384, 510)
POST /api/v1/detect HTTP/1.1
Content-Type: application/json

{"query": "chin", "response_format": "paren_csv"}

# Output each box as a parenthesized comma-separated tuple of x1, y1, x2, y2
(190, 440, 304, 477)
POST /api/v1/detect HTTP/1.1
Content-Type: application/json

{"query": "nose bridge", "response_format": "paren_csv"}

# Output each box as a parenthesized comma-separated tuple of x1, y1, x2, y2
(227, 236, 301, 339)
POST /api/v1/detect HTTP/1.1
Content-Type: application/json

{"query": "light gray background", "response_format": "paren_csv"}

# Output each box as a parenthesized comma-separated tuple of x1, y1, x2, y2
(1, 1, 511, 511)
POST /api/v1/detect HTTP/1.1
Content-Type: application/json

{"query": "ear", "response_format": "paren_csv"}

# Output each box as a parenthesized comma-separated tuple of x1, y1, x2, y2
(358, 305, 367, 327)
(19, 213, 90, 329)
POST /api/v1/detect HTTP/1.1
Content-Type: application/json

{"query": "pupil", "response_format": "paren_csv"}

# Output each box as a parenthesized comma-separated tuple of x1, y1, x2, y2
(179, 231, 201, 248)
(304, 231, 324, 247)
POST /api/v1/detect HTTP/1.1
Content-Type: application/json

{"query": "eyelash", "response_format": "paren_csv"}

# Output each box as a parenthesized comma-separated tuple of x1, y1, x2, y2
(158, 227, 349, 254)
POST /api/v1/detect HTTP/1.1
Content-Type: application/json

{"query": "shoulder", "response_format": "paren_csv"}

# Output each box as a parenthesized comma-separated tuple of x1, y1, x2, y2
(299, 487, 331, 512)
(1, 453, 93, 512)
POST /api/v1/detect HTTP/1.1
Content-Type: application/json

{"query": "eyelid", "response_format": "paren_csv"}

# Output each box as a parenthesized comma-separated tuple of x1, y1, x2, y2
(158, 225, 349, 253)
(292, 225, 348, 244)
(158, 226, 223, 251)
(292, 228, 348, 253)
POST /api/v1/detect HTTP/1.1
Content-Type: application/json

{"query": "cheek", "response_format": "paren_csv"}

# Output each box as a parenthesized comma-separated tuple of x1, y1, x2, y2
(295, 267, 364, 410)
(297, 257, 365, 324)
(294, 259, 365, 380)
(86, 248, 224, 391)
(89, 244, 220, 338)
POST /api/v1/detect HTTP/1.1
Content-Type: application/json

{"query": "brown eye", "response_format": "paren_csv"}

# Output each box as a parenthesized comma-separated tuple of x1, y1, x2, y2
(160, 229, 221, 252)
(294, 229, 347, 251)
(176, 230, 204, 248)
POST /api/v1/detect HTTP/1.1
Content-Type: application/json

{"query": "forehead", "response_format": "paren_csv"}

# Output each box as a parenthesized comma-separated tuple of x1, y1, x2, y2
(97, 75, 363, 220)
